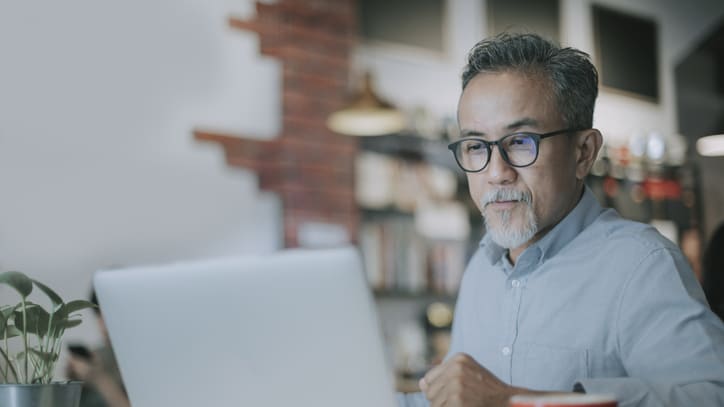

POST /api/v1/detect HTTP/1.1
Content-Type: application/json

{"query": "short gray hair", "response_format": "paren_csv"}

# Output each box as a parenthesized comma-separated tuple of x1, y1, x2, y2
(462, 33, 598, 130)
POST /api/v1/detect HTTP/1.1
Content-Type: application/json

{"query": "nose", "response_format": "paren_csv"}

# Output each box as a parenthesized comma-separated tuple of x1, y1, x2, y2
(486, 144, 517, 185)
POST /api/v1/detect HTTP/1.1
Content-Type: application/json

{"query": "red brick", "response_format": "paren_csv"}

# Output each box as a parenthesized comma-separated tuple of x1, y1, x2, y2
(283, 89, 346, 118)
(196, 0, 358, 248)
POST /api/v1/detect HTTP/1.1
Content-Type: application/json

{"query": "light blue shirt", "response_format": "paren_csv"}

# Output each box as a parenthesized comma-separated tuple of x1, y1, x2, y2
(399, 186, 724, 406)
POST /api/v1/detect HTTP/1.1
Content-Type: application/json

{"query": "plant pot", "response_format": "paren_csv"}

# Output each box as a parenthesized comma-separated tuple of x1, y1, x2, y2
(0, 382, 82, 407)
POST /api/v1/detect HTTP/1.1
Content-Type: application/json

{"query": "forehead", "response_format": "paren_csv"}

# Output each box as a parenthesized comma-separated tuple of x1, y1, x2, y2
(457, 71, 561, 133)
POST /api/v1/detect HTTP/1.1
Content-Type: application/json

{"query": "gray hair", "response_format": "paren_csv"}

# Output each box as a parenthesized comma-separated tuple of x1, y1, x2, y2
(462, 33, 598, 129)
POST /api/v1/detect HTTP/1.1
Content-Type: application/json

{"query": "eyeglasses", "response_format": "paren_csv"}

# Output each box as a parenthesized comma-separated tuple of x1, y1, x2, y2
(447, 128, 583, 172)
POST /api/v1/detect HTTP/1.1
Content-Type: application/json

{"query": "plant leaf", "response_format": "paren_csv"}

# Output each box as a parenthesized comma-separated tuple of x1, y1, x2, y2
(1, 305, 13, 314)
(62, 300, 96, 315)
(32, 305, 86, 338)
(2, 292, 94, 337)
(1, 305, 15, 336)
(31, 280, 64, 312)
(0, 271, 33, 298)
(60, 318, 82, 329)
(1, 308, 22, 338)
(13, 303, 51, 336)
(48, 300, 94, 332)
(0, 323, 22, 339)
(1, 304, 25, 339)
(46, 313, 84, 334)
(0, 310, 8, 338)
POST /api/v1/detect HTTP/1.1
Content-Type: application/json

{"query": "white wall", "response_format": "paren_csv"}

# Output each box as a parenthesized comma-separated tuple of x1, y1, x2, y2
(3, 0, 723, 380)
(0, 0, 282, 358)
(355, 0, 724, 147)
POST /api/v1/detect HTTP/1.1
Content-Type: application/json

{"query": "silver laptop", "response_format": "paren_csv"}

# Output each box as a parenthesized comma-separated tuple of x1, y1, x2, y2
(94, 247, 397, 407)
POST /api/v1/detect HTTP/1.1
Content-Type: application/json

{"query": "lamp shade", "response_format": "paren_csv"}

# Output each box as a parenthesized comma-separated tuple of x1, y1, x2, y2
(327, 72, 406, 136)
(696, 134, 724, 157)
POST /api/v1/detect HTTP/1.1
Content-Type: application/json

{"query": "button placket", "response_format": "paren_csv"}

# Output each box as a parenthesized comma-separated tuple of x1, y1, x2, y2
(503, 275, 525, 378)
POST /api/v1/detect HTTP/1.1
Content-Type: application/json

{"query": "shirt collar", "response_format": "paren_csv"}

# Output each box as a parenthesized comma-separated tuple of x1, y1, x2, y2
(480, 185, 604, 265)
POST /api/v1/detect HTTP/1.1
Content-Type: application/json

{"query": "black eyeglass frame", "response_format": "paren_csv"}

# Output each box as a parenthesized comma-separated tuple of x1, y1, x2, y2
(447, 128, 585, 173)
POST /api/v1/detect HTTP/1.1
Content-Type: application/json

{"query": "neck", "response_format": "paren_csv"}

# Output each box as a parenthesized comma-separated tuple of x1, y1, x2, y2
(506, 183, 584, 265)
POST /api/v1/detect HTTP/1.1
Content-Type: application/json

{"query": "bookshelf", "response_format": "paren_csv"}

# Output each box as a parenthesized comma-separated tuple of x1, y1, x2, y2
(354, 133, 481, 388)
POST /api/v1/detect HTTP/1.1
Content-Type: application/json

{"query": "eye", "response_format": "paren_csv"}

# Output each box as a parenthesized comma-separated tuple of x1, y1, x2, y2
(506, 134, 535, 149)
(462, 140, 485, 154)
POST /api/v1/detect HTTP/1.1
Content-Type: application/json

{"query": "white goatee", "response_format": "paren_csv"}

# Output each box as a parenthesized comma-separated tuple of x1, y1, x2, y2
(479, 189, 538, 249)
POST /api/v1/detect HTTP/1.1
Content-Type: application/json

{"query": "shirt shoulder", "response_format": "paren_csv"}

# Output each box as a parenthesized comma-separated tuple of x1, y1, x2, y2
(566, 208, 695, 292)
(581, 208, 679, 254)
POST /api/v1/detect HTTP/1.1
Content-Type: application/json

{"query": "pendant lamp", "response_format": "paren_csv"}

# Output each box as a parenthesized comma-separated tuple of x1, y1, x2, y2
(696, 134, 724, 157)
(327, 72, 406, 137)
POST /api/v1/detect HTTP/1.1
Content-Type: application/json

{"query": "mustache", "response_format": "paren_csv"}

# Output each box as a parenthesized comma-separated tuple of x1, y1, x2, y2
(480, 189, 532, 208)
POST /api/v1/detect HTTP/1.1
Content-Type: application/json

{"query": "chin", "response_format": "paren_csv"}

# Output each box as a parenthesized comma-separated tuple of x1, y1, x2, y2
(484, 211, 538, 249)
(487, 226, 536, 249)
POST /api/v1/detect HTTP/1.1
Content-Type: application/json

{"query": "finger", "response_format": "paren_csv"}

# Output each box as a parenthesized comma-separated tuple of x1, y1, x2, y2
(424, 353, 471, 390)
(419, 376, 428, 392)
(428, 378, 456, 407)
(68, 354, 90, 365)
(423, 366, 451, 402)
(424, 353, 475, 401)
(425, 354, 480, 403)
(66, 355, 80, 368)
(449, 352, 475, 366)
(423, 361, 445, 384)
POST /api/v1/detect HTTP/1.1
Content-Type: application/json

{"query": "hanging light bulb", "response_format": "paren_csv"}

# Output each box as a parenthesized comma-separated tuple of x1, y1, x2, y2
(696, 134, 724, 157)
(327, 72, 406, 137)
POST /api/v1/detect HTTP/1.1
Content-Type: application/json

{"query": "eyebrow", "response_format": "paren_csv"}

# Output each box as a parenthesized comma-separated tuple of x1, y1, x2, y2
(459, 129, 485, 138)
(506, 118, 540, 130)
(459, 117, 541, 139)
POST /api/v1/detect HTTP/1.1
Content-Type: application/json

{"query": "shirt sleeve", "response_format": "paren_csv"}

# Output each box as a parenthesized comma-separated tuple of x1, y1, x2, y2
(577, 247, 724, 407)
(396, 392, 429, 407)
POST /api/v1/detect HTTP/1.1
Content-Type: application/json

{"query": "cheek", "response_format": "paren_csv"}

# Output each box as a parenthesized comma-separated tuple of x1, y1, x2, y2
(527, 173, 569, 222)
(466, 174, 485, 211)
(531, 192, 550, 220)
(519, 171, 549, 217)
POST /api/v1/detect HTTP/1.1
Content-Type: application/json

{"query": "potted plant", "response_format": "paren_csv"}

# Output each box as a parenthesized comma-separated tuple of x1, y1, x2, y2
(1, 270, 95, 407)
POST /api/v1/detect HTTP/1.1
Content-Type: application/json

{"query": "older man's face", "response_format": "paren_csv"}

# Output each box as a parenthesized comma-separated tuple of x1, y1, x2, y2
(457, 71, 581, 253)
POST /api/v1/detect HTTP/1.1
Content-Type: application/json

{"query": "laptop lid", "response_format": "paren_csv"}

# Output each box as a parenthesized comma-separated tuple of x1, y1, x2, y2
(93, 247, 397, 407)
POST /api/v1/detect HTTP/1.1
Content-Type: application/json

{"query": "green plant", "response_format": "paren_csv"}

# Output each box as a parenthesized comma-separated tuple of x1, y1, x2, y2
(0, 271, 95, 384)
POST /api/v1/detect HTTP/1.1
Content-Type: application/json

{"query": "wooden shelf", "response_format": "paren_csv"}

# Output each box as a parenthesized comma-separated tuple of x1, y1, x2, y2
(360, 206, 415, 219)
(357, 133, 461, 174)
(373, 289, 456, 302)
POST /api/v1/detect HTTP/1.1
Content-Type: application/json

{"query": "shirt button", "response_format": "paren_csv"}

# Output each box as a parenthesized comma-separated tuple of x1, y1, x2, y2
(511, 279, 520, 288)
(502, 346, 511, 356)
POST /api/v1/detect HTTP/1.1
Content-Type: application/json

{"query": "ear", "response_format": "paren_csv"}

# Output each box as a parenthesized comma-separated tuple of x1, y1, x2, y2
(574, 129, 602, 180)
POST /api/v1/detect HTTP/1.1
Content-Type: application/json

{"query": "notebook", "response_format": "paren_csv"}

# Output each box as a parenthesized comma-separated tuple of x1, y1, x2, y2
(93, 247, 398, 407)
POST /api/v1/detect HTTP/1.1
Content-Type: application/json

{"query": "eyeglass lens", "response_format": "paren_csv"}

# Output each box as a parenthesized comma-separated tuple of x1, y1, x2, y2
(455, 134, 538, 171)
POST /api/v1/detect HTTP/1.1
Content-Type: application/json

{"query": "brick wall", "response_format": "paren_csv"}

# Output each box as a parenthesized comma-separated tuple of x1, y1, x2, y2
(195, 0, 358, 248)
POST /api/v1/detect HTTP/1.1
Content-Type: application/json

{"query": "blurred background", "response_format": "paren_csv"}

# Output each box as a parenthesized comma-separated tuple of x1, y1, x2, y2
(1, 0, 723, 391)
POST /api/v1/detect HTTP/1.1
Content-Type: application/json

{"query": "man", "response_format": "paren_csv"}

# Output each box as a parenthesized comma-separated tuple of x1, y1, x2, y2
(399, 33, 724, 407)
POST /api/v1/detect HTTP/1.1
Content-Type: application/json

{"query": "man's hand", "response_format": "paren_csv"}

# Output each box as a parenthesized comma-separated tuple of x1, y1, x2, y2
(419, 353, 514, 407)
(66, 353, 95, 381)
(66, 351, 108, 385)
(66, 350, 131, 407)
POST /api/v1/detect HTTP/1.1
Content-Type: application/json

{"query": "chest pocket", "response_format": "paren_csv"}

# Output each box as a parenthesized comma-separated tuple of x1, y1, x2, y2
(513, 343, 589, 391)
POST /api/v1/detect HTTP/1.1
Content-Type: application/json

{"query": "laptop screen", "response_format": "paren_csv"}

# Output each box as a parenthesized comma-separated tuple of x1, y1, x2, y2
(94, 247, 397, 407)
